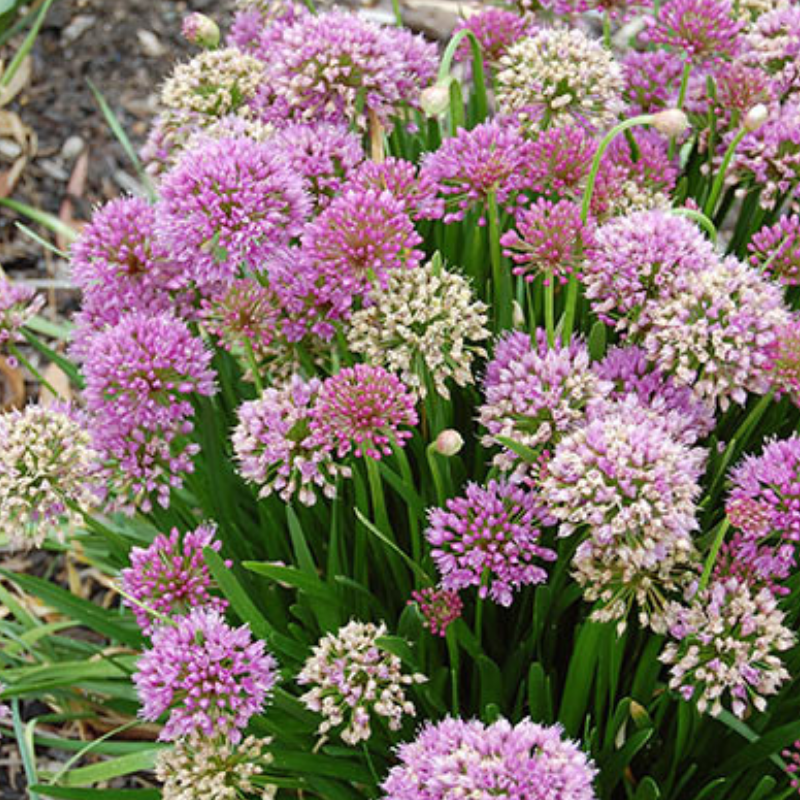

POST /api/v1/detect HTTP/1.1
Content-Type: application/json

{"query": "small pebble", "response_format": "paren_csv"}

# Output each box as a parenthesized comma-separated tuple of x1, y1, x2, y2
(61, 14, 96, 44)
(60, 135, 85, 160)
(137, 29, 166, 58)
(0, 139, 22, 160)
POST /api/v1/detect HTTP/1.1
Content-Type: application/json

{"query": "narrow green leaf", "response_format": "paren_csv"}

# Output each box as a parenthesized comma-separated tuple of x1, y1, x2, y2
(30, 788, 160, 800)
(559, 621, 604, 737)
(286, 506, 318, 576)
(495, 435, 539, 464)
(599, 729, 653, 794)
(47, 749, 161, 786)
(527, 663, 553, 724)
(694, 778, 726, 800)
(353, 509, 431, 583)
(20, 328, 85, 389)
(747, 776, 777, 800)
(477, 655, 504, 713)
(588, 320, 607, 361)
(0, 197, 77, 242)
(633, 777, 661, 800)
(244, 561, 336, 603)
(270, 749, 373, 782)
(716, 717, 800, 776)
(375, 635, 417, 669)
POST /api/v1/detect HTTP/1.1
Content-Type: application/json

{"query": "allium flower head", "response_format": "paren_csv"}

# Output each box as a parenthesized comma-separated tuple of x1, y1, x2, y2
(525, 125, 596, 199)
(301, 188, 423, 319)
(582, 209, 719, 333)
(298, 621, 426, 745)
(0, 279, 43, 360)
(496, 28, 624, 129)
(134, 608, 278, 742)
(749, 214, 800, 285)
(351, 157, 444, 220)
(479, 330, 608, 475)
(642, 256, 788, 409)
(724, 435, 800, 585)
(161, 47, 266, 118)
(347, 259, 489, 399)
(661, 577, 794, 717)
(82, 312, 216, 512)
(158, 136, 310, 288)
(767, 315, 800, 403)
(121, 525, 229, 635)
(228, 0, 307, 56)
(426, 480, 556, 606)
(271, 123, 364, 209)
(233, 376, 349, 506)
(644, 0, 742, 63)
(0, 406, 97, 549)
(257, 11, 437, 129)
(622, 50, 685, 116)
(420, 120, 534, 223)
(501, 198, 591, 285)
(551, 0, 653, 17)
(409, 587, 463, 637)
(543, 400, 704, 625)
(382, 717, 597, 800)
(157, 735, 276, 800)
(453, 8, 533, 67)
(746, 5, 800, 101)
(592, 345, 715, 444)
(309, 365, 418, 460)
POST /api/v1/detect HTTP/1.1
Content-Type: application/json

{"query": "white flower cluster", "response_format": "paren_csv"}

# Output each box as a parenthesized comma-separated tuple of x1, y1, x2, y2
(156, 735, 276, 800)
(348, 260, 489, 399)
(0, 406, 97, 549)
(298, 621, 427, 745)
(496, 28, 624, 129)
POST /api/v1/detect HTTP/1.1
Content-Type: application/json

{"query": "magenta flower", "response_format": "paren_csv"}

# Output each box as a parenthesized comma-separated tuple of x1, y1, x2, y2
(551, 0, 652, 17)
(121, 525, 229, 635)
(426, 480, 556, 606)
(767, 316, 800, 404)
(233, 376, 349, 505)
(452, 8, 533, 67)
(501, 198, 591, 285)
(158, 136, 310, 288)
(622, 50, 685, 115)
(409, 587, 463, 637)
(352, 157, 444, 220)
(749, 215, 800, 285)
(382, 717, 597, 800)
(301, 188, 423, 319)
(134, 608, 278, 742)
(644, 0, 742, 63)
(525, 125, 596, 200)
(746, 4, 800, 102)
(420, 120, 533, 223)
(0, 279, 43, 362)
(309, 364, 418, 460)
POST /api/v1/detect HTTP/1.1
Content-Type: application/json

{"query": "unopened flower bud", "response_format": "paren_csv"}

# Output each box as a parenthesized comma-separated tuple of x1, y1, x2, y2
(512, 300, 526, 329)
(650, 109, 690, 137)
(435, 429, 464, 457)
(744, 103, 768, 132)
(420, 80, 452, 117)
(182, 13, 220, 49)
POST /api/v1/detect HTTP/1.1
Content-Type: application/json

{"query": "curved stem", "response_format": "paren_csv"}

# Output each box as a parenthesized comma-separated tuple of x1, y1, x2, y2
(487, 192, 510, 330)
(243, 338, 264, 395)
(426, 441, 447, 507)
(703, 127, 747, 218)
(668, 61, 692, 160)
(437, 29, 488, 122)
(670, 208, 718, 243)
(699, 518, 731, 592)
(544, 273, 555, 348)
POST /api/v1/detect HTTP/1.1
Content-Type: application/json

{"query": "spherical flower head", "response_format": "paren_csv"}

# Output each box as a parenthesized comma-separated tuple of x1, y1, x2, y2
(347, 259, 489, 399)
(582, 209, 719, 333)
(161, 47, 265, 118)
(134, 608, 278, 742)
(0, 279, 43, 360)
(767, 315, 800, 403)
(182, 13, 220, 48)
(643, 0, 742, 63)
(551, 0, 653, 18)
(642, 256, 789, 410)
(592, 345, 715, 444)
(228, 0, 308, 56)
(479, 330, 609, 476)
(298, 621, 426, 745)
(501, 198, 592, 285)
(745, 5, 800, 101)
(309, 365, 418, 460)
(409, 587, 463, 637)
(121, 525, 230, 636)
(82, 312, 216, 513)
(543, 400, 705, 628)
(156, 734, 276, 800)
(382, 716, 597, 800)
(70, 198, 185, 338)
(257, 11, 437, 130)
(301, 188, 423, 319)
(661, 577, 794, 717)
(453, 8, 533, 67)
(749, 214, 800, 285)
(351, 157, 444, 220)
(0, 405, 97, 550)
(525, 124, 596, 199)
(724, 101, 800, 211)
(271, 123, 364, 209)
(233, 376, 349, 506)
(622, 50, 686, 115)
(158, 136, 310, 289)
(426, 480, 556, 606)
(419, 120, 534, 223)
(725, 435, 800, 585)
(496, 28, 624, 129)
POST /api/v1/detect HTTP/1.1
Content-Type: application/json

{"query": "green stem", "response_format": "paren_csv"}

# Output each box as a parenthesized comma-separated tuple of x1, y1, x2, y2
(394, 445, 422, 566)
(561, 275, 579, 345)
(7, 343, 62, 401)
(699, 518, 731, 592)
(300, 0, 317, 13)
(243, 338, 264, 395)
(602, 11, 612, 48)
(446, 626, 460, 714)
(437, 29, 488, 123)
(703, 127, 747, 218)
(670, 208, 718, 243)
(487, 192, 510, 330)
(668, 60, 692, 161)
(544, 273, 555, 348)
(366, 457, 392, 539)
(426, 442, 447, 507)
(390, 0, 403, 25)
(580, 114, 655, 223)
